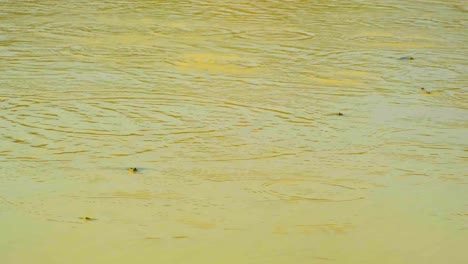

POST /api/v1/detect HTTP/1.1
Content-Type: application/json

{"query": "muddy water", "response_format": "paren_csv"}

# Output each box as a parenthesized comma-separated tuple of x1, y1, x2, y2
(0, 0, 467, 263)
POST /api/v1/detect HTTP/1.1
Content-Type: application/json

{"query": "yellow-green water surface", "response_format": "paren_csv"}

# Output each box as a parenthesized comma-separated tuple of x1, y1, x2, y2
(0, 0, 467, 263)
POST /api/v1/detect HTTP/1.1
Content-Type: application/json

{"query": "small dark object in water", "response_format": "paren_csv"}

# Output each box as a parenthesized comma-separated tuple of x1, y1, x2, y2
(399, 56, 414, 60)
(337, 112, 344, 116)
(420, 87, 431, 94)
(80, 216, 97, 221)
(128, 167, 138, 173)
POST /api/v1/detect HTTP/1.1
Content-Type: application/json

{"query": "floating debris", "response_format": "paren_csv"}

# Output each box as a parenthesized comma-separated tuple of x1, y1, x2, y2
(128, 167, 138, 174)
(79, 216, 97, 221)
(337, 112, 344, 116)
(144, 237, 161, 240)
(420, 87, 431, 94)
(399, 56, 414, 60)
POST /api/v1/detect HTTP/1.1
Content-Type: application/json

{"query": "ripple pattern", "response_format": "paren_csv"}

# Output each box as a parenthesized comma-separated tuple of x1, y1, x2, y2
(0, 1, 467, 262)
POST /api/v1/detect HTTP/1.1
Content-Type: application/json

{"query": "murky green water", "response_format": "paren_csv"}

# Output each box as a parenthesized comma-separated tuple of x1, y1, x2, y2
(1, 0, 467, 263)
